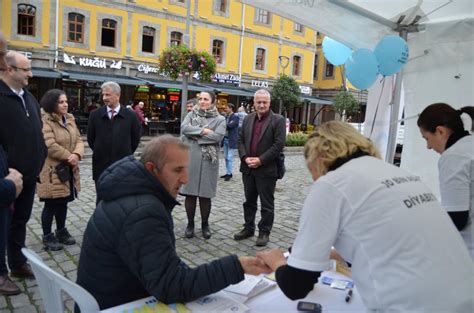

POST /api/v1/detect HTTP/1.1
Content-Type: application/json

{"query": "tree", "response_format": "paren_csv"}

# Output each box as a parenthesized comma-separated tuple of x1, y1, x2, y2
(271, 75, 301, 114)
(158, 45, 216, 81)
(333, 90, 360, 121)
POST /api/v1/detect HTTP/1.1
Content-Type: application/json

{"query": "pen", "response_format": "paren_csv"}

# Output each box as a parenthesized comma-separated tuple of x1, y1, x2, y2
(345, 289, 353, 303)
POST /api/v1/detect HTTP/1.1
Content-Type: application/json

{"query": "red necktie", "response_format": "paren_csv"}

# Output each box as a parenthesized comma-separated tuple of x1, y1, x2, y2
(110, 110, 116, 121)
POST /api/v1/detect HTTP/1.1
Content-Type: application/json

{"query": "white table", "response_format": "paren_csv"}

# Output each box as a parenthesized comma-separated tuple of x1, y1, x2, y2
(101, 271, 366, 312)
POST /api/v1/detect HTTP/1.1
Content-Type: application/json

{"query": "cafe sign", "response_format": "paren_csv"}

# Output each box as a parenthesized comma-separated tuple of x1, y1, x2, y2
(138, 63, 159, 74)
(212, 72, 241, 85)
(299, 85, 312, 95)
(62, 53, 122, 70)
(251, 80, 269, 88)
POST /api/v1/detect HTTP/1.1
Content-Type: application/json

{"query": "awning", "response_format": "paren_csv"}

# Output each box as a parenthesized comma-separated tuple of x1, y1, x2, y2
(301, 95, 333, 105)
(204, 85, 255, 97)
(32, 68, 62, 79)
(140, 78, 205, 92)
(62, 71, 145, 86)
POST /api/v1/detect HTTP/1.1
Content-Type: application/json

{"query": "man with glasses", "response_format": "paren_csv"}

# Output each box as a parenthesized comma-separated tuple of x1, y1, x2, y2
(0, 50, 46, 295)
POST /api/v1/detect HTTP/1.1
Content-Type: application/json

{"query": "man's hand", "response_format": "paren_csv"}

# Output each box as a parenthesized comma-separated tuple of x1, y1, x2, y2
(239, 256, 272, 276)
(67, 154, 80, 167)
(5, 168, 23, 198)
(256, 248, 287, 272)
(245, 157, 261, 168)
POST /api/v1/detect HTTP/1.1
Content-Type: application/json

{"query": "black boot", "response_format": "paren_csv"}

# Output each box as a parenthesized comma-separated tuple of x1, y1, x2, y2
(43, 233, 63, 251)
(185, 224, 195, 238)
(55, 228, 76, 245)
(202, 224, 211, 239)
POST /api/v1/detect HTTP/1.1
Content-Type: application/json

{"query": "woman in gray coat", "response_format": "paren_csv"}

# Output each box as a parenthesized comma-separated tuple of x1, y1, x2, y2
(181, 91, 226, 239)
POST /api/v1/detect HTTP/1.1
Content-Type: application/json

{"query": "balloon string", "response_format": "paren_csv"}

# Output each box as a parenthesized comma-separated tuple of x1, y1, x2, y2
(369, 76, 386, 139)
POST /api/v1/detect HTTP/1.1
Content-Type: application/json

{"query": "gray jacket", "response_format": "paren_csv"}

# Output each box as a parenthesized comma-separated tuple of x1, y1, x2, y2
(180, 111, 226, 198)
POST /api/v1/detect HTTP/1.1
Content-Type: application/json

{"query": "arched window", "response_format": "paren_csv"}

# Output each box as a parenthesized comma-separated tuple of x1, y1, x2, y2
(101, 19, 117, 47)
(212, 40, 224, 64)
(68, 13, 85, 43)
(255, 48, 266, 70)
(142, 26, 155, 53)
(293, 56, 301, 76)
(17, 4, 36, 36)
(170, 31, 182, 46)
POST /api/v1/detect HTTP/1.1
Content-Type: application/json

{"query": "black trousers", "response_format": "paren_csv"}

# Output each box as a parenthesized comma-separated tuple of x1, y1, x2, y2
(242, 173, 277, 235)
(0, 181, 36, 271)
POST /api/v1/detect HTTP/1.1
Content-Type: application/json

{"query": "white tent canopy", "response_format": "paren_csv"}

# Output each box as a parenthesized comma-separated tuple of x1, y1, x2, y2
(241, 0, 474, 196)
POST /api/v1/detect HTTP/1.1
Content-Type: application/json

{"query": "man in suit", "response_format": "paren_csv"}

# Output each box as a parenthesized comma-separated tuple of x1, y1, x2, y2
(87, 81, 141, 197)
(0, 49, 47, 294)
(234, 89, 286, 246)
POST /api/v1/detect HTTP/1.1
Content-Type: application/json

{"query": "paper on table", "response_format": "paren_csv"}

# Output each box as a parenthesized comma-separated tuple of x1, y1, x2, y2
(186, 291, 249, 312)
(224, 274, 261, 296)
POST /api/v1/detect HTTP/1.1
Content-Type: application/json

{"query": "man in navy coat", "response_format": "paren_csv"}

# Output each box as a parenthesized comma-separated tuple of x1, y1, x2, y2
(0, 47, 47, 294)
(220, 103, 240, 181)
(87, 81, 141, 196)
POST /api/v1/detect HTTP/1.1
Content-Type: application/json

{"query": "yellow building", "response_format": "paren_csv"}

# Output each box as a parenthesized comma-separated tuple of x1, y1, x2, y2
(310, 33, 367, 124)
(1, 0, 323, 121)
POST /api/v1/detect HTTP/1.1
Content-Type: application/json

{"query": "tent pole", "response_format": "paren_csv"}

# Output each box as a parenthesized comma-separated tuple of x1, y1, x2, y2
(385, 29, 408, 163)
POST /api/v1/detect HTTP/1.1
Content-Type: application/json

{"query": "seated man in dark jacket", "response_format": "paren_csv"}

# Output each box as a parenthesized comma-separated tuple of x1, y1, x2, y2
(76, 135, 270, 310)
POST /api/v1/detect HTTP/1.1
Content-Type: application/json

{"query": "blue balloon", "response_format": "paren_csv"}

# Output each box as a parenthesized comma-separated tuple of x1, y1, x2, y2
(374, 35, 409, 76)
(345, 49, 379, 90)
(322, 36, 352, 66)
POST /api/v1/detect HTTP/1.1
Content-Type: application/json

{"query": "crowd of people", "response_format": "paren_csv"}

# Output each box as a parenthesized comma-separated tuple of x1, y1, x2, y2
(0, 31, 473, 312)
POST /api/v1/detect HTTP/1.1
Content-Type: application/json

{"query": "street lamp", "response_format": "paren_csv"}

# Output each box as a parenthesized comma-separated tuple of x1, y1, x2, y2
(278, 55, 290, 114)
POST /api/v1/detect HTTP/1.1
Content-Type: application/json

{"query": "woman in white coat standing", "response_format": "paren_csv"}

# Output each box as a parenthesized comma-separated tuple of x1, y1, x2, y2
(417, 103, 474, 259)
(180, 91, 226, 239)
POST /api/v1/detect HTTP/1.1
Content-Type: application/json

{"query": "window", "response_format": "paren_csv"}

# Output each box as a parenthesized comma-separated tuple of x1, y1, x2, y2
(68, 13, 84, 43)
(293, 56, 301, 76)
(294, 23, 303, 33)
(170, 31, 182, 46)
(255, 8, 270, 24)
(313, 54, 318, 80)
(217, 0, 227, 13)
(325, 60, 334, 78)
(212, 40, 224, 64)
(255, 48, 266, 71)
(142, 26, 155, 53)
(101, 19, 116, 47)
(17, 4, 36, 36)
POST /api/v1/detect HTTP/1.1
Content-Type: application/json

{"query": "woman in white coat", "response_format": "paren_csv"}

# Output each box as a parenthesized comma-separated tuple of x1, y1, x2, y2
(180, 91, 226, 239)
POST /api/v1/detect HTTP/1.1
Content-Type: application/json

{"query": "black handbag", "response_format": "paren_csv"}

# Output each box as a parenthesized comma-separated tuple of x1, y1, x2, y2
(276, 152, 286, 180)
(55, 163, 71, 182)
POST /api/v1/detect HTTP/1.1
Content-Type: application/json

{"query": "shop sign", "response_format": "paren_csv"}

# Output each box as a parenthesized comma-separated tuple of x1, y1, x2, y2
(138, 64, 159, 74)
(62, 53, 122, 70)
(251, 80, 269, 88)
(212, 73, 241, 85)
(299, 85, 312, 95)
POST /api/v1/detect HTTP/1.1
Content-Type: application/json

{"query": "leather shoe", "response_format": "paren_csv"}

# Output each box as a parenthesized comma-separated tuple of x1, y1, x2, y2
(234, 228, 255, 241)
(224, 174, 232, 181)
(220, 174, 229, 179)
(256, 233, 269, 247)
(0, 274, 21, 295)
(202, 226, 211, 239)
(184, 225, 194, 238)
(10, 263, 35, 280)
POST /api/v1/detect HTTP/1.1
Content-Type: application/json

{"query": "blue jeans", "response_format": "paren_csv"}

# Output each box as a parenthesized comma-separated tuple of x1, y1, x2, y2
(223, 138, 235, 175)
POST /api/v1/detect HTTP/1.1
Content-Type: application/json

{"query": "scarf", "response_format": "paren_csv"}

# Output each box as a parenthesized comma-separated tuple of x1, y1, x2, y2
(191, 105, 219, 163)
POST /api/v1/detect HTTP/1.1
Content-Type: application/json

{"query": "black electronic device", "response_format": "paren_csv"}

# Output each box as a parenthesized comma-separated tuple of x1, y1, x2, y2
(297, 301, 322, 312)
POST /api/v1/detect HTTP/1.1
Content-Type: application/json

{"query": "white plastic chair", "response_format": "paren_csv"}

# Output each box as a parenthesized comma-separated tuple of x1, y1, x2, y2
(21, 248, 100, 313)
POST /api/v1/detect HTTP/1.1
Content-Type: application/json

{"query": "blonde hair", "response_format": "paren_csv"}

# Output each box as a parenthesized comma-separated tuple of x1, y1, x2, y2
(304, 121, 381, 175)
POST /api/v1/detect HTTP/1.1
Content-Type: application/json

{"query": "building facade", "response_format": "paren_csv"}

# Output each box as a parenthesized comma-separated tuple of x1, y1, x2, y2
(1, 0, 323, 126)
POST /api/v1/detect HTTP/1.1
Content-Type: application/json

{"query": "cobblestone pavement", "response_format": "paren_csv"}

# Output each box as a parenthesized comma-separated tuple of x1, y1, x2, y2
(0, 146, 312, 312)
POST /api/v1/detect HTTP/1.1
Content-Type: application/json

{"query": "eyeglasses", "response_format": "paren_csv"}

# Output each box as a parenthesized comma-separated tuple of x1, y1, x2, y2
(10, 65, 32, 72)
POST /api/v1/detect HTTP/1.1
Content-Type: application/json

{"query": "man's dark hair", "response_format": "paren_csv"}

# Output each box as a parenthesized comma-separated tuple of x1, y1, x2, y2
(40, 89, 66, 113)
